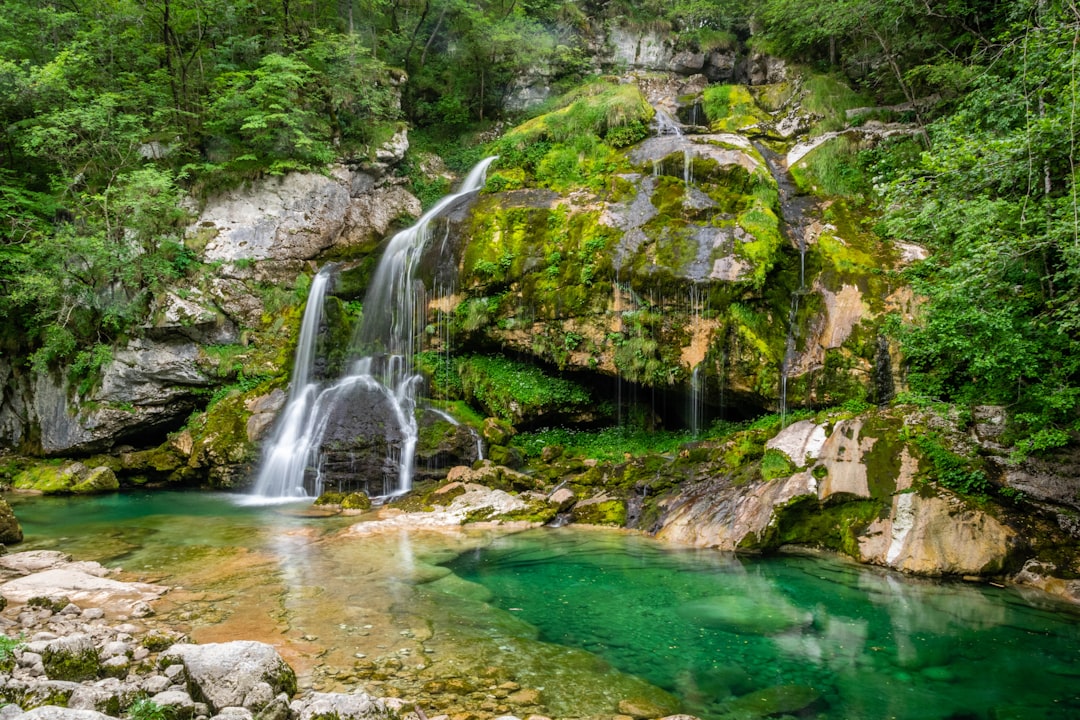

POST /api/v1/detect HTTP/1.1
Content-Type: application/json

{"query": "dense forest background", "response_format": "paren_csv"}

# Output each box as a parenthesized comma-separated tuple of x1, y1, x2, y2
(1, 0, 1078, 453)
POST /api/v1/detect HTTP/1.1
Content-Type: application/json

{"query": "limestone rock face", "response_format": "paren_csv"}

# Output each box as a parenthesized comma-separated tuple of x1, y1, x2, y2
(160, 641, 297, 714)
(858, 492, 1016, 575)
(197, 173, 351, 262)
(656, 471, 818, 550)
(192, 164, 419, 264)
(657, 414, 1018, 577)
(31, 339, 211, 456)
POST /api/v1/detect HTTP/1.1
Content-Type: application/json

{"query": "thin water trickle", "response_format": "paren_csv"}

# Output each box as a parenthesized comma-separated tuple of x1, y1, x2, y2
(751, 141, 815, 425)
(250, 158, 497, 500)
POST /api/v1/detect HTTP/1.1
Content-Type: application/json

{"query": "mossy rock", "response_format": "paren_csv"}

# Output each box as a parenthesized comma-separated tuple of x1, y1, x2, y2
(482, 417, 515, 445)
(571, 497, 627, 526)
(341, 492, 371, 510)
(13, 462, 118, 495)
(41, 634, 99, 681)
(0, 497, 23, 544)
(487, 445, 524, 469)
(70, 466, 119, 494)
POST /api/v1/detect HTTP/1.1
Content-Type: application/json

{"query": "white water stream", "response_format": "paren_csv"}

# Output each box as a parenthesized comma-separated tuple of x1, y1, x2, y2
(249, 157, 497, 501)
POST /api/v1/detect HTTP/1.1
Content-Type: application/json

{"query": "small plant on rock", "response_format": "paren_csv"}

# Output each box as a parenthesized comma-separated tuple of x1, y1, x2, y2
(126, 697, 173, 720)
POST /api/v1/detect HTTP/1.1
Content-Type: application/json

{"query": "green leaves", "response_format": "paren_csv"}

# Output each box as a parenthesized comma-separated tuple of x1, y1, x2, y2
(881, 5, 1080, 453)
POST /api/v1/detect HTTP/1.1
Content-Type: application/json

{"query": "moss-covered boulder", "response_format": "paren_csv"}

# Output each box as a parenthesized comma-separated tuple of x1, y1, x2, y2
(12, 462, 118, 495)
(41, 633, 100, 681)
(0, 498, 22, 544)
(571, 495, 627, 526)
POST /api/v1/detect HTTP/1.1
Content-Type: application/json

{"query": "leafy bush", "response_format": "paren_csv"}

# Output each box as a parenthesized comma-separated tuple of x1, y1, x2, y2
(126, 697, 173, 720)
(915, 435, 990, 497)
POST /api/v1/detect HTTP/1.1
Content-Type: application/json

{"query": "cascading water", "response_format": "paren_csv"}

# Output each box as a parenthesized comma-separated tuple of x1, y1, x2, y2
(248, 267, 336, 501)
(249, 157, 497, 500)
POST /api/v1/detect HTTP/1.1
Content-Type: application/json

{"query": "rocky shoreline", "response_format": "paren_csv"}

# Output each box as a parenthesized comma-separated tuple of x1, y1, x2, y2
(0, 548, 562, 720)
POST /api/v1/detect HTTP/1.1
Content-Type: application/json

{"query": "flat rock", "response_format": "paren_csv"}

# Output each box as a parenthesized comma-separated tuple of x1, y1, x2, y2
(0, 568, 167, 610)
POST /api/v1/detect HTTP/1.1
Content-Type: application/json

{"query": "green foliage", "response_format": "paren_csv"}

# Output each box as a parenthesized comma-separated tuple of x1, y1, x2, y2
(791, 136, 871, 198)
(416, 351, 465, 399)
(512, 426, 698, 462)
(881, 5, 1080, 452)
(457, 355, 593, 424)
(801, 75, 869, 134)
(126, 697, 173, 720)
(914, 434, 990, 497)
(760, 448, 796, 480)
(489, 79, 651, 191)
(0, 634, 24, 663)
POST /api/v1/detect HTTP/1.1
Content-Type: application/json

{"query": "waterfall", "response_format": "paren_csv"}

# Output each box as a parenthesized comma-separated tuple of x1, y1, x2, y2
(248, 157, 497, 501)
(247, 267, 336, 502)
(654, 108, 683, 136)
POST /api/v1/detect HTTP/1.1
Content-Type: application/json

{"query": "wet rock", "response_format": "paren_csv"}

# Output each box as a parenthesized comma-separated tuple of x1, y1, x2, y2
(616, 696, 678, 719)
(160, 641, 297, 714)
(725, 684, 819, 715)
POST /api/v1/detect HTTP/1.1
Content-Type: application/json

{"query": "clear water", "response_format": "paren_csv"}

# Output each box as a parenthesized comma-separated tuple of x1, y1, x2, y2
(443, 529, 1080, 720)
(7, 492, 1080, 720)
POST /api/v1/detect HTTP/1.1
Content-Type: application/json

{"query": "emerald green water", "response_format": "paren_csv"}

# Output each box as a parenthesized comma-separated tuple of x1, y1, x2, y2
(444, 529, 1080, 720)
(6, 492, 1080, 720)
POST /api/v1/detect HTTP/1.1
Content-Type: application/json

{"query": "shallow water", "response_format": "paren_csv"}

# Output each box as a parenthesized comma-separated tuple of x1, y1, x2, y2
(7, 491, 1080, 720)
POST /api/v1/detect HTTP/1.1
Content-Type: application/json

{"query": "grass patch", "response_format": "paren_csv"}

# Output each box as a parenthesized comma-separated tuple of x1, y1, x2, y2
(802, 74, 870, 134)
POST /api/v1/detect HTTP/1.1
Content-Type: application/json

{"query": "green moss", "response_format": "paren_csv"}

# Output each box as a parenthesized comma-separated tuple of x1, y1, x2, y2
(571, 498, 627, 526)
(860, 413, 910, 499)
(489, 79, 651, 191)
(12, 461, 78, 494)
(70, 467, 119, 494)
(42, 643, 99, 682)
(751, 495, 887, 557)
(702, 85, 770, 133)
(457, 354, 594, 426)
(760, 448, 796, 480)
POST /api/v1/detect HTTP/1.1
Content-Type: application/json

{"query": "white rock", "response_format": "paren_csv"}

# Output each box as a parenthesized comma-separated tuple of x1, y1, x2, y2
(159, 642, 296, 713)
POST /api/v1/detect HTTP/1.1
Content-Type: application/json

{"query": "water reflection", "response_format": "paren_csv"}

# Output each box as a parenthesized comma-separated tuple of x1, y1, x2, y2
(7, 493, 1080, 720)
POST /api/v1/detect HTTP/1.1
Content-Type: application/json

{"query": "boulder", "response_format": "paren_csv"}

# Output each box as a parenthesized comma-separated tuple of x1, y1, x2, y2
(0, 497, 24, 544)
(292, 691, 395, 720)
(12, 463, 116, 496)
(160, 641, 297, 713)
(41, 633, 99, 681)
(0, 566, 167, 612)
(12, 709, 114, 720)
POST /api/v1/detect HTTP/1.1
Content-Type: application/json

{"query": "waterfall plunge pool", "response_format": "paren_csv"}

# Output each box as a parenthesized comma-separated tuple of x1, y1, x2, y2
(6, 490, 1080, 720)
